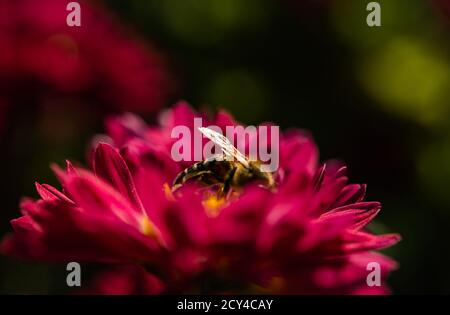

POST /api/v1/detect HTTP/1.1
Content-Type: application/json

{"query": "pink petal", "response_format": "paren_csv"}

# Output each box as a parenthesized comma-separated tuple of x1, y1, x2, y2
(332, 184, 367, 208)
(342, 232, 401, 253)
(35, 182, 74, 205)
(63, 169, 141, 225)
(93, 143, 145, 213)
(320, 202, 381, 231)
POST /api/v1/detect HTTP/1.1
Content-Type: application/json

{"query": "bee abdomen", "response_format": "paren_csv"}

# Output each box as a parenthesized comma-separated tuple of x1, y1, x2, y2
(171, 157, 232, 191)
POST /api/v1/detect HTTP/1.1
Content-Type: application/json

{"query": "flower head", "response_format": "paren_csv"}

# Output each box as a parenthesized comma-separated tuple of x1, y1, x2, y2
(1, 102, 400, 294)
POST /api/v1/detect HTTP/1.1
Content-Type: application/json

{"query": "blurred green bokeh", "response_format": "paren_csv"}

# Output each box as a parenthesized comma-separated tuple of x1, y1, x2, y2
(359, 37, 449, 125)
(128, 0, 269, 46)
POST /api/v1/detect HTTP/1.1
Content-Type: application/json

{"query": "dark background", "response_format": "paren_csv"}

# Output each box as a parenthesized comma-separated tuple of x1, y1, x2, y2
(0, 0, 449, 294)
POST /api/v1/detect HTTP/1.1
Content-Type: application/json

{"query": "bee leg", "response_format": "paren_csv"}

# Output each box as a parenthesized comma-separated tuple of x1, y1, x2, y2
(218, 167, 237, 199)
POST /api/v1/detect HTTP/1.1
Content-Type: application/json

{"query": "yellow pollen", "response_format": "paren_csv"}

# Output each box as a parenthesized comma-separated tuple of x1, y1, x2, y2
(163, 182, 175, 201)
(141, 216, 157, 238)
(202, 194, 226, 217)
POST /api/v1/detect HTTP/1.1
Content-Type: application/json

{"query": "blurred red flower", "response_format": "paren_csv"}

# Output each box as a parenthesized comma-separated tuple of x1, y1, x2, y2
(0, 0, 172, 127)
(1, 102, 400, 294)
(432, 0, 450, 23)
(79, 265, 164, 295)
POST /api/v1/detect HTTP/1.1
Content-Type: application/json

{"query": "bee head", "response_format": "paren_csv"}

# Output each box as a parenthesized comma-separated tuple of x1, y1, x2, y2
(243, 160, 275, 189)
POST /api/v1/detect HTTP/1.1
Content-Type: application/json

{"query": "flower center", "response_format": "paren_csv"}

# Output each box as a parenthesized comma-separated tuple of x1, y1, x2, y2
(202, 193, 226, 217)
(163, 183, 175, 201)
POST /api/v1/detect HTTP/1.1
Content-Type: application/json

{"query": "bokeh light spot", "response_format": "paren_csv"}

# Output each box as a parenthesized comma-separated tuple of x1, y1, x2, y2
(359, 37, 449, 125)
(204, 70, 269, 124)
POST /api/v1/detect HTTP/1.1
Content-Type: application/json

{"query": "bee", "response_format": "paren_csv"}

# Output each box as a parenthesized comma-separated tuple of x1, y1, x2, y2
(172, 127, 275, 198)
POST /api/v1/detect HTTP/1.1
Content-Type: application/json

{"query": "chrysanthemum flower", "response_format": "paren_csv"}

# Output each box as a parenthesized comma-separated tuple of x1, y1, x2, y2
(1, 102, 400, 294)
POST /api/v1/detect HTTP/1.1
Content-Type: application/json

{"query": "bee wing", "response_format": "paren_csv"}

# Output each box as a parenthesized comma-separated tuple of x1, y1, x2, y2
(198, 127, 249, 167)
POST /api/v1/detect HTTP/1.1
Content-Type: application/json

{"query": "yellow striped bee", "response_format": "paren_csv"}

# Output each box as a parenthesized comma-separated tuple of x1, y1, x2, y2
(172, 127, 275, 198)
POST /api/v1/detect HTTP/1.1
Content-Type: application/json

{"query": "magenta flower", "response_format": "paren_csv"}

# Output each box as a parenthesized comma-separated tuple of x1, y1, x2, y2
(1, 102, 400, 294)
(79, 265, 165, 295)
